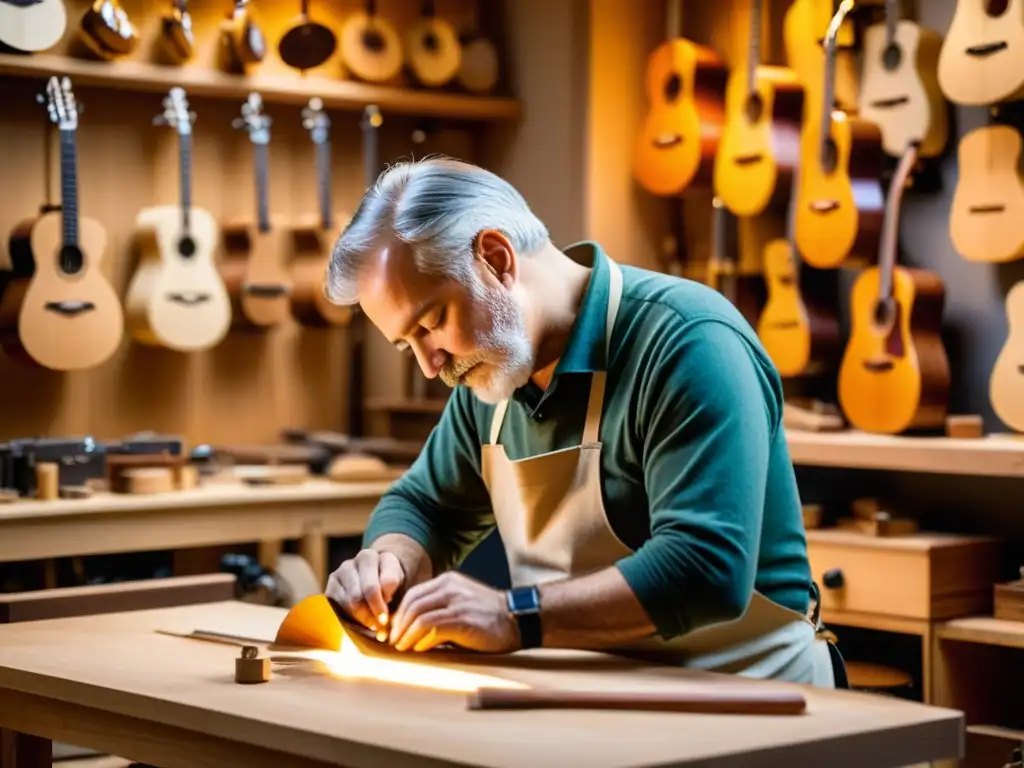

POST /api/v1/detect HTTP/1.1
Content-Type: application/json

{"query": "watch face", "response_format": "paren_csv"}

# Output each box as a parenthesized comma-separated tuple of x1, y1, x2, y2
(508, 586, 540, 614)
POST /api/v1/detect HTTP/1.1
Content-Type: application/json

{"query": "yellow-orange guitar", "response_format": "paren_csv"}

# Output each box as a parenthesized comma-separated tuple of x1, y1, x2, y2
(837, 142, 951, 435)
(990, 280, 1024, 434)
(794, 0, 885, 270)
(634, 0, 728, 196)
(713, 0, 804, 217)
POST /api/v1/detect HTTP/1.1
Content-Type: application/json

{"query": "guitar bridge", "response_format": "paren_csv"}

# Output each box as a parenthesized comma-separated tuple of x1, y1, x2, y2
(809, 200, 840, 214)
(869, 96, 910, 109)
(167, 292, 211, 306)
(968, 204, 1006, 214)
(966, 42, 1008, 57)
(44, 301, 95, 317)
(862, 358, 895, 373)
(244, 283, 291, 298)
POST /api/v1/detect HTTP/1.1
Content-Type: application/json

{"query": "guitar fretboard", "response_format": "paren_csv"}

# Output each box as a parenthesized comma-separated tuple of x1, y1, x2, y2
(316, 140, 332, 230)
(59, 128, 78, 249)
(818, 0, 852, 168)
(180, 130, 192, 232)
(884, 0, 898, 49)
(746, 0, 762, 98)
(254, 141, 270, 233)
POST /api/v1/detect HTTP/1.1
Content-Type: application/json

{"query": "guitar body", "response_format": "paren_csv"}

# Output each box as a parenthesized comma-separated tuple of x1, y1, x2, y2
(756, 238, 840, 378)
(79, 0, 139, 60)
(405, 14, 461, 87)
(860, 20, 948, 158)
(634, 39, 728, 196)
(794, 116, 885, 269)
(838, 266, 950, 434)
(0, 212, 123, 370)
(938, 0, 1024, 106)
(218, 223, 292, 331)
(0, 0, 67, 52)
(290, 225, 354, 327)
(126, 206, 231, 351)
(949, 125, 1024, 264)
(340, 10, 403, 83)
(456, 37, 499, 94)
(990, 281, 1024, 433)
(714, 65, 804, 216)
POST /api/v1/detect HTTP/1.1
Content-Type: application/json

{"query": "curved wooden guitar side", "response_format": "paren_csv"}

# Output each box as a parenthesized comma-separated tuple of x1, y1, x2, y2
(990, 281, 1024, 433)
(126, 88, 231, 352)
(634, 0, 728, 196)
(714, 0, 804, 216)
(794, 0, 885, 270)
(0, 77, 123, 371)
(838, 143, 950, 435)
(859, 6, 948, 158)
(949, 124, 1024, 264)
(219, 93, 292, 331)
(937, 0, 1024, 106)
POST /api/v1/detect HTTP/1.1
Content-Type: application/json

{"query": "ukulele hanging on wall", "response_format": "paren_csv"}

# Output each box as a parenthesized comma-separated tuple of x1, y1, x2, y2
(290, 97, 355, 328)
(0, 77, 124, 371)
(405, 0, 462, 88)
(218, 93, 292, 332)
(340, 0, 403, 84)
(126, 87, 231, 353)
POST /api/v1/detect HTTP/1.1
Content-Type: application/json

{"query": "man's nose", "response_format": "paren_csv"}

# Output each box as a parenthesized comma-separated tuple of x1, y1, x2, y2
(412, 341, 445, 379)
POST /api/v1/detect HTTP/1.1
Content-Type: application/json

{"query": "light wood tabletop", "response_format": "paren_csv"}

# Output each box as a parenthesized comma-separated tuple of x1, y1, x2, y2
(0, 600, 964, 768)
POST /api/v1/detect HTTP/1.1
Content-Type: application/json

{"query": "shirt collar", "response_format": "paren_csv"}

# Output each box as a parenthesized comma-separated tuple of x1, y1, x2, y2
(552, 240, 612, 375)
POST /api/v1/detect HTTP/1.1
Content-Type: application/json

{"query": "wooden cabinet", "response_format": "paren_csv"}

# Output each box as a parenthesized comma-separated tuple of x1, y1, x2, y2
(806, 529, 1001, 621)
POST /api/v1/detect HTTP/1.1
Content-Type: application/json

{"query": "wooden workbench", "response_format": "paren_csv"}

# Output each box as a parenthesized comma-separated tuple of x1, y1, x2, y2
(0, 480, 391, 586)
(0, 600, 964, 768)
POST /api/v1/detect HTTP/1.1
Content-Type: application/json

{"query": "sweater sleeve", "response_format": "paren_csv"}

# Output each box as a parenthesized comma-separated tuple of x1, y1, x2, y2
(614, 318, 782, 639)
(362, 387, 495, 574)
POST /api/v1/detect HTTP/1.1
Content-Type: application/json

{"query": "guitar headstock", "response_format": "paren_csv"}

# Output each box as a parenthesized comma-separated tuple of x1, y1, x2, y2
(361, 104, 382, 133)
(154, 87, 195, 136)
(302, 97, 331, 145)
(38, 76, 78, 131)
(232, 92, 271, 144)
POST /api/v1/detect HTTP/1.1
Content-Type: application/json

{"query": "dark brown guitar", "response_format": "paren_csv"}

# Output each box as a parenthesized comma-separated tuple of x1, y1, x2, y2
(79, 0, 138, 59)
(160, 0, 194, 65)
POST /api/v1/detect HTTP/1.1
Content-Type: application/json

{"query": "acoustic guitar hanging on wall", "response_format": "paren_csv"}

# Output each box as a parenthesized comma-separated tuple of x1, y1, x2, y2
(0, 0, 67, 52)
(279, 0, 336, 72)
(159, 0, 195, 65)
(221, 0, 265, 73)
(79, 0, 139, 60)
(340, 0, 403, 84)
(126, 88, 231, 353)
(990, 280, 1024, 434)
(405, 0, 462, 88)
(0, 77, 124, 371)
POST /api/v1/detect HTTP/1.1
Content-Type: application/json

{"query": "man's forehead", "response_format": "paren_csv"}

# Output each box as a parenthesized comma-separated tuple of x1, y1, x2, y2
(358, 242, 446, 337)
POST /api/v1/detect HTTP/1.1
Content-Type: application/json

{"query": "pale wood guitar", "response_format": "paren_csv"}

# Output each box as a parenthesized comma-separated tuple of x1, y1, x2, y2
(218, 93, 292, 331)
(0, 0, 66, 52)
(713, 0, 804, 217)
(290, 98, 355, 328)
(837, 143, 951, 435)
(949, 114, 1024, 264)
(126, 88, 231, 352)
(405, 0, 462, 88)
(633, 0, 729, 196)
(455, 6, 499, 94)
(794, 0, 885, 270)
(990, 280, 1024, 433)
(340, 0, 403, 83)
(859, 0, 948, 158)
(0, 77, 123, 371)
(938, 0, 1024, 106)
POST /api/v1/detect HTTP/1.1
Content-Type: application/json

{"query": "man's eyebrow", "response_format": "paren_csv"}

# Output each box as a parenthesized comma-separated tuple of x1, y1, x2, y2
(389, 300, 434, 348)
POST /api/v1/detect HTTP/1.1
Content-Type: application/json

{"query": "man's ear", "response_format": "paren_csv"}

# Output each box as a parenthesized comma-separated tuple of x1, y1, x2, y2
(474, 230, 516, 288)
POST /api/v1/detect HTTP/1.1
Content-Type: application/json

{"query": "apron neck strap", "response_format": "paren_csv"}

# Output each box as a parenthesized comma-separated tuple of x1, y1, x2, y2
(489, 256, 624, 446)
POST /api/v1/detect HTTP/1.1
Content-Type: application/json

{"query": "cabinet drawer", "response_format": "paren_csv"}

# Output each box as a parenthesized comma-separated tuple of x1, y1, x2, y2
(806, 530, 1000, 620)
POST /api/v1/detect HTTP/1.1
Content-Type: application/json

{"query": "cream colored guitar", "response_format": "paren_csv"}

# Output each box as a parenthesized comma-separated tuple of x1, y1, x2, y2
(949, 121, 1024, 264)
(991, 280, 1024, 433)
(126, 88, 231, 352)
(938, 0, 1024, 106)
(859, 0, 948, 158)
(0, 0, 66, 52)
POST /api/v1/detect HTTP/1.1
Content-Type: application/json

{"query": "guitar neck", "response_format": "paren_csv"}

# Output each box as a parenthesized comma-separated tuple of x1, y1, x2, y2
(316, 140, 332, 230)
(884, 0, 898, 48)
(877, 143, 919, 300)
(179, 130, 192, 231)
(746, 0, 761, 90)
(59, 127, 78, 248)
(818, 0, 853, 166)
(362, 111, 380, 190)
(254, 141, 270, 233)
(712, 198, 737, 303)
(666, 0, 681, 39)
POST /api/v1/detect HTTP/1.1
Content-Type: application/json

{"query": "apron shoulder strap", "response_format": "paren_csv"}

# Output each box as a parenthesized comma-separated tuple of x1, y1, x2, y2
(582, 258, 624, 444)
(489, 400, 510, 445)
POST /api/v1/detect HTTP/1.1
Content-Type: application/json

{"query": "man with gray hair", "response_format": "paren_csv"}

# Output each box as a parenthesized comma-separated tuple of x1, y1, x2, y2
(324, 157, 844, 687)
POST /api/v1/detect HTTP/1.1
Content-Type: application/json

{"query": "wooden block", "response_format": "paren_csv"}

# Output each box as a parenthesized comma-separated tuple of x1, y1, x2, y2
(783, 400, 845, 432)
(994, 570, 1024, 622)
(802, 504, 823, 530)
(946, 414, 984, 439)
(59, 484, 93, 499)
(235, 646, 271, 684)
(851, 497, 882, 520)
(35, 461, 58, 500)
(235, 464, 309, 486)
(106, 452, 184, 493)
(122, 467, 175, 494)
(0, 488, 18, 503)
(175, 464, 199, 490)
(837, 512, 919, 537)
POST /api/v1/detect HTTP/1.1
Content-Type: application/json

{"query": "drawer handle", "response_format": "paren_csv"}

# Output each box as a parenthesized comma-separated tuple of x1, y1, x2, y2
(822, 568, 845, 590)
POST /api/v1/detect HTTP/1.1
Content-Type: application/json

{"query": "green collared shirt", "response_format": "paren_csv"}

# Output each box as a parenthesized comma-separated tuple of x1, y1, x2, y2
(363, 242, 812, 639)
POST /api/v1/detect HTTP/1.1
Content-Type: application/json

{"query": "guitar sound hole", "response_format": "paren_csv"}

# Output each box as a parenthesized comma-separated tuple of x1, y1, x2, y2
(423, 31, 439, 53)
(744, 93, 764, 123)
(3, 0, 45, 6)
(822, 138, 838, 174)
(873, 297, 896, 328)
(362, 29, 384, 52)
(985, 0, 1009, 17)
(882, 43, 902, 71)
(177, 236, 196, 258)
(663, 73, 682, 104)
(59, 245, 84, 276)
(1017, 364, 1024, 375)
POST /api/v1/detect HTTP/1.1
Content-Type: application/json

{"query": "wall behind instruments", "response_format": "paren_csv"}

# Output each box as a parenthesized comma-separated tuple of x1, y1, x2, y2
(0, 0, 497, 447)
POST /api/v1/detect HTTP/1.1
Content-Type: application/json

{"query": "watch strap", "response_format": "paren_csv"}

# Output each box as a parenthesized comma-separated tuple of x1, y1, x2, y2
(506, 585, 543, 650)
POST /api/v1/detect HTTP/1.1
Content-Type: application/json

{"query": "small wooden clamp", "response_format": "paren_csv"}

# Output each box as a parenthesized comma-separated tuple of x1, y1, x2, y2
(235, 645, 271, 684)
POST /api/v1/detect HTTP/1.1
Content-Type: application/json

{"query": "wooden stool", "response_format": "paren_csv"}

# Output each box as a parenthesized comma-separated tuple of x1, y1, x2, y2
(845, 661, 914, 695)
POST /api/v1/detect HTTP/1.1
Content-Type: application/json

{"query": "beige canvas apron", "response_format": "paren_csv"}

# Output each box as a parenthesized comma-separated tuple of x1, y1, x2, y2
(481, 256, 836, 686)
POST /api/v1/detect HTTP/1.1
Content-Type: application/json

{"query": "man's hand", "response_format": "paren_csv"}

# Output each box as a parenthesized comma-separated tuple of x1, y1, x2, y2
(387, 572, 520, 653)
(325, 549, 405, 636)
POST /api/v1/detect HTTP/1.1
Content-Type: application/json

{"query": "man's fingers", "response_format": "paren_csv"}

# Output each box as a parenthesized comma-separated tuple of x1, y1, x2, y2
(355, 552, 388, 628)
(394, 608, 456, 653)
(389, 581, 449, 645)
(337, 562, 378, 631)
(378, 552, 404, 604)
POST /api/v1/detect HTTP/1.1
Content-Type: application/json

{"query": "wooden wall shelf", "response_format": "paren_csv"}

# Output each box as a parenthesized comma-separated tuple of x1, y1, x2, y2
(0, 54, 522, 122)
(786, 430, 1024, 479)
(936, 617, 1024, 651)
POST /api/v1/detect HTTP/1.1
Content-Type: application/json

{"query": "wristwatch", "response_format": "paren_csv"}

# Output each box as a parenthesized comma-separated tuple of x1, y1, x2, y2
(506, 585, 543, 650)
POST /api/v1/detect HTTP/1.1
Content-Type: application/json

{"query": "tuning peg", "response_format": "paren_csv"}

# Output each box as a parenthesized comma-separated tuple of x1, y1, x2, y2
(231, 116, 246, 130)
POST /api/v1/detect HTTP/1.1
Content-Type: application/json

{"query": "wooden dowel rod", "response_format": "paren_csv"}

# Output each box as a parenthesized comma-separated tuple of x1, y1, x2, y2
(467, 687, 807, 715)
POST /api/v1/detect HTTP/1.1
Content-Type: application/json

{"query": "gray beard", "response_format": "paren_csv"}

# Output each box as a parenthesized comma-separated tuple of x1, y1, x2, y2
(439, 277, 534, 404)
